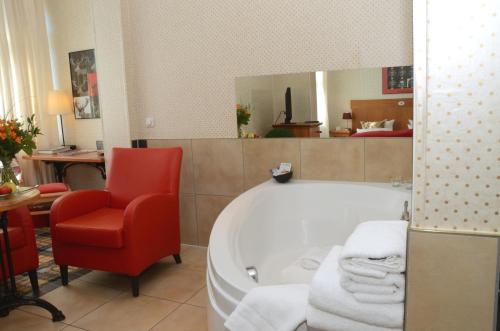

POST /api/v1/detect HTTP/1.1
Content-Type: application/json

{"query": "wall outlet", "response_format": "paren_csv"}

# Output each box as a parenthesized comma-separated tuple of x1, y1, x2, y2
(145, 117, 155, 128)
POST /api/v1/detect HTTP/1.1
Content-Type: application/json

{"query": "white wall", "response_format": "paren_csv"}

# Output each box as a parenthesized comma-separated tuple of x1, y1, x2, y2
(327, 68, 413, 130)
(120, 0, 412, 139)
(44, 0, 103, 149)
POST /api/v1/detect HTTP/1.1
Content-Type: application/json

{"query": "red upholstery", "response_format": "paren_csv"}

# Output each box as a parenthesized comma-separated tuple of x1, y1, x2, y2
(0, 227, 25, 250)
(0, 207, 39, 279)
(56, 208, 124, 248)
(38, 183, 69, 194)
(51, 147, 182, 278)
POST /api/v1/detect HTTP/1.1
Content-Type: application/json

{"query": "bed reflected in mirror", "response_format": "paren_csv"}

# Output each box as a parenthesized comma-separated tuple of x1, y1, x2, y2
(234, 66, 413, 138)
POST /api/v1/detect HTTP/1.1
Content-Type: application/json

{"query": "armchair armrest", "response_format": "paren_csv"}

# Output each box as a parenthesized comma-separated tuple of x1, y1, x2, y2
(123, 193, 179, 251)
(50, 190, 111, 228)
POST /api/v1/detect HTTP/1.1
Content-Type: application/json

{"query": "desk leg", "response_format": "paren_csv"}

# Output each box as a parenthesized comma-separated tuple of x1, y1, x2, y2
(52, 163, 65, 182)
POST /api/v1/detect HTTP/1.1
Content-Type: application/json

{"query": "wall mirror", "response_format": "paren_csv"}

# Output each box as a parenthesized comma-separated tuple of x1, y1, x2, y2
(235, 66, 413, 138)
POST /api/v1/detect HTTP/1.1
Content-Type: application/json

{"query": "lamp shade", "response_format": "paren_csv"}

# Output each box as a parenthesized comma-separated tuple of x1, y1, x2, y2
(342, 112, 352, 120)
(47, 90, 72, 115)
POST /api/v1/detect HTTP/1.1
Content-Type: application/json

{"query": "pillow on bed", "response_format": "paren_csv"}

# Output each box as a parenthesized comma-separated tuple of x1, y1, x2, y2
(384, 119, 395, 130)
(360, 120, 385, 129)
(356, 128, 393, 133)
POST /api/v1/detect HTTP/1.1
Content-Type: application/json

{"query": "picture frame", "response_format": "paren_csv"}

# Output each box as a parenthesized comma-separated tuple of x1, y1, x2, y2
(68, 49, 100, 119)
(382, 66, 413, 94)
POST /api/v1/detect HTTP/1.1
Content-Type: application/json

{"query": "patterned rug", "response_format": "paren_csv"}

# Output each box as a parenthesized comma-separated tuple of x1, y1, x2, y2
(14, 227, 90, 296)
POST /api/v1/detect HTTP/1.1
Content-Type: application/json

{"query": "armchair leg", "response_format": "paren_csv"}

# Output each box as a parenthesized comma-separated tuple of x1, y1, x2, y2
(60, 265, 69, 286)
(28, 270, 40, 297)
(173, 254, 182, 264)
(131, 276, 139, 297)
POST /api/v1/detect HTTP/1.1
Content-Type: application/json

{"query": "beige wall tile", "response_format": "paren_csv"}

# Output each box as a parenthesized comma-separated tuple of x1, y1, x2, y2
(148, 139, 195, 193)
(192, 139, 244, 196)
(196, 195, 234, 246)
(180, 194, 198, 245)
(243, 138, 301, 189)
(300, 138, 364, 181)
(151, 304, 207, 331)
(365, 138, 412, 182)
(406, 230, 498, 331)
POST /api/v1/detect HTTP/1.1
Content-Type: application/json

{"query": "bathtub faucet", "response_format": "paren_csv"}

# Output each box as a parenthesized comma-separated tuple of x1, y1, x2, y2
(401, 201, 410, 222)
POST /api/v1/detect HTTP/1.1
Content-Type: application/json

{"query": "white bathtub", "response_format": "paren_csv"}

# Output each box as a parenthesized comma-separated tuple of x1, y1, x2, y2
(207, 180, 411, 331)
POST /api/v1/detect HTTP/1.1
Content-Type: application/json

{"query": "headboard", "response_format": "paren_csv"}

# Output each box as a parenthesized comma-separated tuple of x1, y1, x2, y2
(350, 98, 413, 131)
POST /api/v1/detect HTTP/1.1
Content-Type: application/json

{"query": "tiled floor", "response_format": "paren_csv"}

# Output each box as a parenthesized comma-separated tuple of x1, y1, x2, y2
(0, 245, 209, 331)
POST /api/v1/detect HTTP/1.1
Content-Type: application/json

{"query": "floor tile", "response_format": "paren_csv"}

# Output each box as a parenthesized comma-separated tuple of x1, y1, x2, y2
(78, 270, 130, 292)
(187, 287, 208, 307)
(151, 304, 208, 331)
(73, 293, 179, 331)
(62, 326, 87, 331)
(0, 310, 67, 331)
(140, 265, 206, 302)
(20, 280, 121, 324)
(178, 245, 207, 271)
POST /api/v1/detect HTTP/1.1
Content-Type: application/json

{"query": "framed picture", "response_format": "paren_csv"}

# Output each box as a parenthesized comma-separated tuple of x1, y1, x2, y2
(382, 66, 413, 94)
(68, 49, 100, 119)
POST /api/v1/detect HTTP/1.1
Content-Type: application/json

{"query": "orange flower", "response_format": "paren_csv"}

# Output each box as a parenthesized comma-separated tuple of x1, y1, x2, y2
(0, 133, 6, 140)
(10, 131, 16, 139)
(15, 137, 22, 144)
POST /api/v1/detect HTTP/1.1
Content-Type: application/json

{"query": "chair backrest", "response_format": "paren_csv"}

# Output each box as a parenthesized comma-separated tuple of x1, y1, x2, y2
(106, 147, 183, 209)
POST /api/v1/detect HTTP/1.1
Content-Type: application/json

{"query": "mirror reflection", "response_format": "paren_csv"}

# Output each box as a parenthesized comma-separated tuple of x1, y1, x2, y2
(235, 66, 413, 138)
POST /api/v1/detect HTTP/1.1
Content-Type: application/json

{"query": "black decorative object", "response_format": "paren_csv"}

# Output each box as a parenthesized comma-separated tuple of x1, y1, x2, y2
(273, 170, 293, 183)
(284, 87, 292, 124)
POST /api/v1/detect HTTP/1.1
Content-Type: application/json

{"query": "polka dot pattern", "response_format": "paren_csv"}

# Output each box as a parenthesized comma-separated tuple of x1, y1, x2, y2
(413, 0, 500, 234)
(121, 0, 413, 139)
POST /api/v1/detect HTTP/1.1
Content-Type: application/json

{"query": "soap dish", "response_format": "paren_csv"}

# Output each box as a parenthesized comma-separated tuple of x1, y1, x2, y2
(272, 170, 293, 183)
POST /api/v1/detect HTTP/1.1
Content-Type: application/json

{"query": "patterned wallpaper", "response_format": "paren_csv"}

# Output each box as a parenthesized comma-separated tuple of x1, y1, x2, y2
(412, 0, 500, 234)
(120, 0, 413, 139)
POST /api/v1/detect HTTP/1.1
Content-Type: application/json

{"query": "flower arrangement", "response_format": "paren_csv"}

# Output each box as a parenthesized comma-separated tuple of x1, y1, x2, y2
(236, 104, 251, 137)
(0, 114, 41, 185)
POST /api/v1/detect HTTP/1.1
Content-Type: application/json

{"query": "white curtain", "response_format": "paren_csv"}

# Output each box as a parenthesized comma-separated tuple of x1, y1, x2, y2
(0, 0, 54, 185)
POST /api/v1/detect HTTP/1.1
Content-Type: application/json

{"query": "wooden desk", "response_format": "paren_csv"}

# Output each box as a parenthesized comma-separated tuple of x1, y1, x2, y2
(272, 122, 322, 137)
(24, 151, 106, 182)
(0, 188, 65, 321)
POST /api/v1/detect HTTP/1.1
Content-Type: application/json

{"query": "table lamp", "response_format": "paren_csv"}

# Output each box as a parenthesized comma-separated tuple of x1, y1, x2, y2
(342, 112, 352, 130)
(47, 90, 72, 146)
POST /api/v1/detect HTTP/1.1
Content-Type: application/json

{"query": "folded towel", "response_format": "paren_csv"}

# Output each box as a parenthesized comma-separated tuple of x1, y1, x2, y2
(341, 270, 405, 288)
(339, 221, 408, 278)
(307, 305, 402, 331)
(340, 271, 405, 303)
(225, 284, 309, 331)
(309, 246, 404, 328)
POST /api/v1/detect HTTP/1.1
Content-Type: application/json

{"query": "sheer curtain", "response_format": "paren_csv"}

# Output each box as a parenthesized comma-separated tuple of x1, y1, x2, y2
(0, 0, 54, 184)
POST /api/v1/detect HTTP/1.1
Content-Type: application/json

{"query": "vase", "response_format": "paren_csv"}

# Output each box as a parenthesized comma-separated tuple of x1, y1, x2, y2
(0, 158, 19, 186)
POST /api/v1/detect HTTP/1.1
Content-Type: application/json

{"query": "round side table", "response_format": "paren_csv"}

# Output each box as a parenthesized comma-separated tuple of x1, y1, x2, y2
(0, 188, 65, 321)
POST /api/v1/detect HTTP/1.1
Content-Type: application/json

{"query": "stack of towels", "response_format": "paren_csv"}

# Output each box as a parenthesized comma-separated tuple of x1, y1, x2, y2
(307, 220, 408, 331)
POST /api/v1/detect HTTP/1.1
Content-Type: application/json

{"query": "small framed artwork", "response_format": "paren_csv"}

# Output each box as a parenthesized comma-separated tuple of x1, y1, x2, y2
(382, 66, 413, 94)
(68, 49, 100, 119)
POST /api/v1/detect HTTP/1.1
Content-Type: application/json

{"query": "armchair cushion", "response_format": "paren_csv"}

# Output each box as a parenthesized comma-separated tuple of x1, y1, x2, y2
(0, 226, 25, 250)
(55, 208, 124, 248)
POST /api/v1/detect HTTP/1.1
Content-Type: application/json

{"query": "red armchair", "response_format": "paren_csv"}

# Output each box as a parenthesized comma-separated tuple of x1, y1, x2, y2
(1, 207, 40, 296)
(50, 147, 183, 296)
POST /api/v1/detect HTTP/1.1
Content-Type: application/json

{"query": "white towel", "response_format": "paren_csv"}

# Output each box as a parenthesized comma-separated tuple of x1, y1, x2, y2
(341, 270, 405, 288)
(340, 271, 405, 303)
(309, 246, 404, 328)
(307, 305, 402, 331)
(225, 284, 309, 331)
(339, 221, 408, 278)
